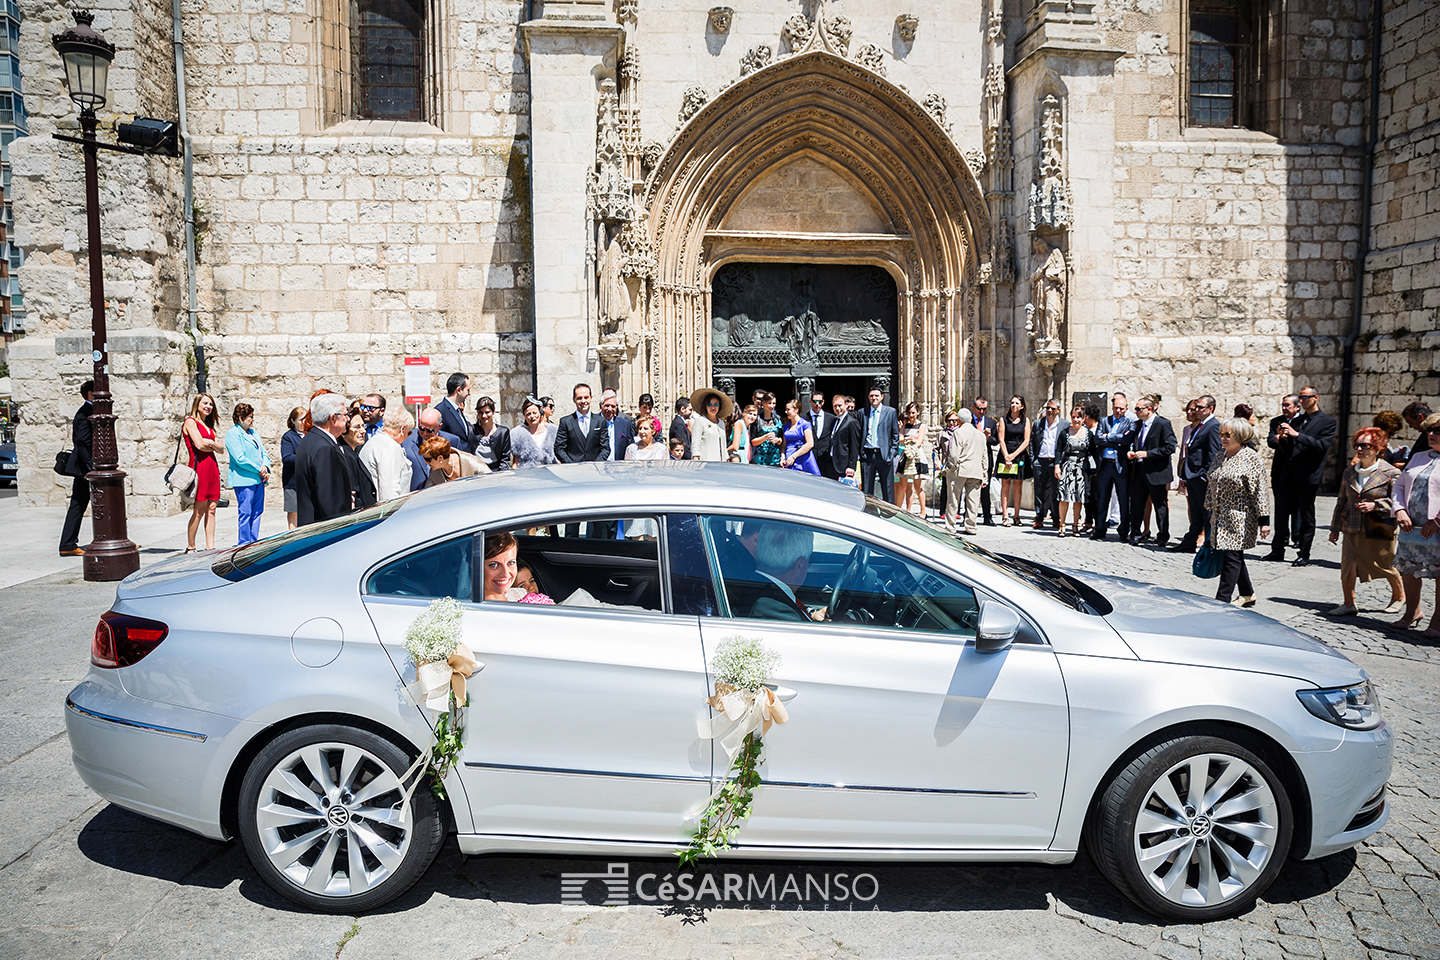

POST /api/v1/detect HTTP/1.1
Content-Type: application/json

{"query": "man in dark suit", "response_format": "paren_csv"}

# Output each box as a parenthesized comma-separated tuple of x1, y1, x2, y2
(1169, 395, 1221, 553)
(599, 390, 635, 462)
(669, 398, 692, 459)
(435, 373, 475, 453)
(1266, 385, 1337, 566)
(402, 409, 463, 491)
(860, 387, 900, 501)
(971, 397, 999, 525)
(555, 383, 611, 537)
(1091, 393, 1136, 541)
(295, 393, 354, 526)
(1263, 394, 1301, 558)
(808, 391, 838, 479)
(1029, 399, 1064, 529)
(1125, 397, 1178, 547)
(828, 393, 862, 481)
(58, 380, 95, 556)
(746, 524, 817, 622)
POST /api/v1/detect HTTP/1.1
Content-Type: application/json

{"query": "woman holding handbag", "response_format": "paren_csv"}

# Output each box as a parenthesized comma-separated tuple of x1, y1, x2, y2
(1201, 418, 1270, 607)
(997, 395, 1031, 526)
(182, 394, 225, 552)
(1326, 426, 1404, 617)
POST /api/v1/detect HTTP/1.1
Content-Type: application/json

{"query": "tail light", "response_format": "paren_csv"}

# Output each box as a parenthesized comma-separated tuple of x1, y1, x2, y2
(92, 612, 169, 668)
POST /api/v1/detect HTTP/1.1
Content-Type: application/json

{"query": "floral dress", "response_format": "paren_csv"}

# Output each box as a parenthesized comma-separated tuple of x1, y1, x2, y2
(750, 414, 784, 467)
(1057, 427, 1093, 503)
(1396, 455, 1440, 579)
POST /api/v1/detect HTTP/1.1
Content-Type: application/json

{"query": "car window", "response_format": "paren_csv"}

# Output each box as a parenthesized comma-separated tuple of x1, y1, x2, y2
(213, 500, 404, 582)
(366, 534, 474, 601)
(484, 518, 664, 612)
(700, 516, 979, 638)
(665, 514, 719, 616)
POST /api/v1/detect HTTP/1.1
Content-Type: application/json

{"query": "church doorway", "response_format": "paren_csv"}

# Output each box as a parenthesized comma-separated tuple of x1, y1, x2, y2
(710, 262, 897, 408)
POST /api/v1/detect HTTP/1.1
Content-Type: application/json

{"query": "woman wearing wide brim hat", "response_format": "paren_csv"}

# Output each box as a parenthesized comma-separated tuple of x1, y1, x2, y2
(688, 387, 735, 461)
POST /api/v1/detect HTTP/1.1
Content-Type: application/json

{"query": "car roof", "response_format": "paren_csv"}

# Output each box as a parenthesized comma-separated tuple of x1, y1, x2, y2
(394, 461, 864, 526)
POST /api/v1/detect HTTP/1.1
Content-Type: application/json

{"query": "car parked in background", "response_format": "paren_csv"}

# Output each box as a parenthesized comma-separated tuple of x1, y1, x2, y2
(64, 464, 1391, 920)
(0, 439, 17, 486)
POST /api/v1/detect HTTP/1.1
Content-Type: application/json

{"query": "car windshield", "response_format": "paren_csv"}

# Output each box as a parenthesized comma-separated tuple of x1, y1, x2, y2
(867, 499, 1095, 613)
(212, 499, 405, 581)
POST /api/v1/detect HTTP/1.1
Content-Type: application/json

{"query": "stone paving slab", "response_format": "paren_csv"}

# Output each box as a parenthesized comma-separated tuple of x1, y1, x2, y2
(0, 495, 1437, 959)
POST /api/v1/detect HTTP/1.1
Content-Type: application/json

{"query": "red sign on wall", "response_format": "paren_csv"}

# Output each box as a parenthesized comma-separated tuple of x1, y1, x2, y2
(403, 356, 432, 405)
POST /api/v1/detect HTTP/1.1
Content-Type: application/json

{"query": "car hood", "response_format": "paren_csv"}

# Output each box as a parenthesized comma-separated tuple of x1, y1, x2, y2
(1067, 568, 1364, 688)
(117, 549, 231, 600)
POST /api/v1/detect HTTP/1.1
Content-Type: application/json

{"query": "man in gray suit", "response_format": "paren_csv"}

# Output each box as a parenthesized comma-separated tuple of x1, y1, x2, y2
(860, 387, 900, 502)
(747, 524, 816, 622)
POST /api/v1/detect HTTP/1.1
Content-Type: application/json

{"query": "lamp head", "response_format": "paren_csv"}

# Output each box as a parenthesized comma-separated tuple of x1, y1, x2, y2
(52, 11, 115, 113)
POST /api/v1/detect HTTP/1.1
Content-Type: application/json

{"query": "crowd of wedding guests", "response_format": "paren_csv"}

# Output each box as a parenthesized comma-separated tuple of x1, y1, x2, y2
(163, 372, 1438, 638)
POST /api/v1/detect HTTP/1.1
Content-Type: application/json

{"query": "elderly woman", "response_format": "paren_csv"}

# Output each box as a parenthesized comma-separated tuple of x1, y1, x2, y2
(1391, 414, 1440, 636)
(1203, 418, 1271, 607)
(224, 402, 271, 546)
(420, 435, 489, 486)
(1327, 427, 1405, 617)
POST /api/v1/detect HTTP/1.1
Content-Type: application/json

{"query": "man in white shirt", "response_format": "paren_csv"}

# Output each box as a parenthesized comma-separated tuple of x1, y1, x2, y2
(1029, 398, 1064, 529)
(359, 408, 416, 503)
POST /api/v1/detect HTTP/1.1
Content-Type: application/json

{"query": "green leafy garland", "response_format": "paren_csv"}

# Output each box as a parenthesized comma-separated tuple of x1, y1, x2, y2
(403, 597, 474, 800)
(678, 730, 764, 868)
(426, 696, 467, 800)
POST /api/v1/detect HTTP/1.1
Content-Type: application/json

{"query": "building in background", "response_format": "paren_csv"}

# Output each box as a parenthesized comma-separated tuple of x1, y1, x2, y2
(5, 0, 1437, 514)
(0, 0, 25, 367)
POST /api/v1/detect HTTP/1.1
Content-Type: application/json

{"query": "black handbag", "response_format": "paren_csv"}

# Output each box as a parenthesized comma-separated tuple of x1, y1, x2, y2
(54, 450, 75, 476)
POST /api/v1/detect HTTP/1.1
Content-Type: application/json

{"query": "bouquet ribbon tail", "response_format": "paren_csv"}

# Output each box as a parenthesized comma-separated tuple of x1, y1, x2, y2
(414, 642, 482, 712)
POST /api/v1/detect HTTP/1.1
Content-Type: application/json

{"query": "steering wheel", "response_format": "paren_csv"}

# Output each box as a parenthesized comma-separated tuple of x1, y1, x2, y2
(827, 543, 871, 621)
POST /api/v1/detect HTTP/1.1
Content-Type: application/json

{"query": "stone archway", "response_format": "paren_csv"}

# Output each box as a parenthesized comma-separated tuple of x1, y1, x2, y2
(629, 50, 988, 421)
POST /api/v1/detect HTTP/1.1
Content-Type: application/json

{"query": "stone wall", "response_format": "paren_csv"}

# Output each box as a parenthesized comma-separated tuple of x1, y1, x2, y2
(1352, 0, 1439, 422)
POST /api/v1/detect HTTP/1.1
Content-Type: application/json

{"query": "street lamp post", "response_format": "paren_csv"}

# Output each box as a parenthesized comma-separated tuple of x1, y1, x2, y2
(52, 11, 139, 581)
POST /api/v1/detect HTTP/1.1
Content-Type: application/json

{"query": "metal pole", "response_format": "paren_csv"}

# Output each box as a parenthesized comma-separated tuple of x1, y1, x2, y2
(80, 110, 140, 582)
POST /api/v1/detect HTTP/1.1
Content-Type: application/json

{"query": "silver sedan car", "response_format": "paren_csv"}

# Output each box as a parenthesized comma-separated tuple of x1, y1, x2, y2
(65, 463, 1391, 921)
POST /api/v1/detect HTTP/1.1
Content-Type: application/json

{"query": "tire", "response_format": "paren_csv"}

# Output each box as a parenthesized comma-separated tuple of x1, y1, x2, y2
(237, 724, 444, 912)
(1086, 734, 1293, 922)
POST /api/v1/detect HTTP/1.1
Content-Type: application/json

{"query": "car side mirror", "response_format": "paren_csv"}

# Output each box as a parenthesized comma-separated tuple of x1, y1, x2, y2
(975, 602, 1020, 653)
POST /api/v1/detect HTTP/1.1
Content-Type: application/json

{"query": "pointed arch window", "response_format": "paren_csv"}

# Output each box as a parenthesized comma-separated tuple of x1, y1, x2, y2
(352, 0, 424, 121)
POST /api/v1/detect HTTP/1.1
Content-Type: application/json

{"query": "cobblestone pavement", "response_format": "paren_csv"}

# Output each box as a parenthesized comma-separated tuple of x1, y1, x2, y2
(0, 495, 1437, 960)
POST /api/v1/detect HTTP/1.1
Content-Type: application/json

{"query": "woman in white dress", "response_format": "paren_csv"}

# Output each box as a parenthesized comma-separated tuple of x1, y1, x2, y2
(688, 387, 734, 462)
(623, 418, 667, 540)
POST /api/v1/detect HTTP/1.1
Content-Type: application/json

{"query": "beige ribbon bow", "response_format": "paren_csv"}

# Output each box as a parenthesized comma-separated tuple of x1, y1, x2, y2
(413, 642, 480, 712)
(697, 681, 789, 766)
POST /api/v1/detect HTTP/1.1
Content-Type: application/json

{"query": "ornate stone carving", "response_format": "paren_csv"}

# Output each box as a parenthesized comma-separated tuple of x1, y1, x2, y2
(871, 374, 892, 397)
(823, 16, 853, 57)
(964, 147, 986, 178)
(618, 0, 637, 21)
(1025, 236, 1066, 355)
(896, 13, 919, 42)
(639, 139, 664, 173)
(679, 85, 709, 123)
(1029, 94, 1072, 230)
(921, 93, 951, 133)
(621, 46, 641, 80)
(592, 78, 632, 223)
(708, 6, 733, 32)
(987, 10, 1006, 41)
(779, 309, 822, 366)
(854, 43, 886, 75)
(619, 219, 656, 278)
(782, 14, 813, 49)
(739, 44, 772, 76)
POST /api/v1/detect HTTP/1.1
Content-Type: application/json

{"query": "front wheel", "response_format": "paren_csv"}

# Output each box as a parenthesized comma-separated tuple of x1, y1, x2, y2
(1087, 735, 1293, 922)
(238, 724, 444, 912)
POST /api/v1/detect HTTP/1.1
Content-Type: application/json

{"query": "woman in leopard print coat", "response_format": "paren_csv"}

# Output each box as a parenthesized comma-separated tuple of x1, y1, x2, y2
(1203, 418, 1272, 605)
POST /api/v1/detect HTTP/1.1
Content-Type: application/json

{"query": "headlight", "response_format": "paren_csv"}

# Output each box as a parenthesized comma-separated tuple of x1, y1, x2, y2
(1297, 681, 1383, 730)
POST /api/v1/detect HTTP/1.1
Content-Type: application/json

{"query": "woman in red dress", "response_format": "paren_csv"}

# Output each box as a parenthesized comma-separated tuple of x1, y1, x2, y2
(183, 393, 225, 552)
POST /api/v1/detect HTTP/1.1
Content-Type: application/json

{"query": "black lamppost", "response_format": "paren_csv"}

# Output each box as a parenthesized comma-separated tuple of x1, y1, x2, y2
(52, 11, 140, 581)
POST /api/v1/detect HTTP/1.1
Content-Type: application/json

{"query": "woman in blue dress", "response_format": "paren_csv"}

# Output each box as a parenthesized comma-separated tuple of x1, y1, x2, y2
(781, 399, 821, 475)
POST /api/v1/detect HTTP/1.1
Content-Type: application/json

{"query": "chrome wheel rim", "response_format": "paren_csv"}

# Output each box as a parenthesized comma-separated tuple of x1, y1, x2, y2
(1132, 752, 1280, 907)
(255, 742, 414, 898)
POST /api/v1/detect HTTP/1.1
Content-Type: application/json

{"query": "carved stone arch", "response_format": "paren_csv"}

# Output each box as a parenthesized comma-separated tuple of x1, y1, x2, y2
(637, 51, 988, 418)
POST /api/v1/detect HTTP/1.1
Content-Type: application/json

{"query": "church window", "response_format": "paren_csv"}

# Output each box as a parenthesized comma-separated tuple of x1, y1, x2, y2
(352, 0, 425, 121)
(1188, 0, 1262, 129)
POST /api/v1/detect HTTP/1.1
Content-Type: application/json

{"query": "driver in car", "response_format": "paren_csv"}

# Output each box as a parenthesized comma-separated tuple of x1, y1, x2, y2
(749, 525, 826, 622)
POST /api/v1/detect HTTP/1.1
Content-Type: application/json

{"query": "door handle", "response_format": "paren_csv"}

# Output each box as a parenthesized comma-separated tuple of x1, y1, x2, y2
(765, 683, 798, 703)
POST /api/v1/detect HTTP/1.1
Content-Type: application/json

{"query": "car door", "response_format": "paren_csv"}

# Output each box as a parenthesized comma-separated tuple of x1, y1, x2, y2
(362, 515, 713, 844)
(697, 515, 1070, 850)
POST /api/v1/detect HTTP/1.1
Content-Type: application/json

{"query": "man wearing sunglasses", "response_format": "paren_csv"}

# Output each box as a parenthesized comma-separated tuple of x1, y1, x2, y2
(358, 394, 386, 440)
(1264, 386, 1336, 567)
(401, 408, 463, 491)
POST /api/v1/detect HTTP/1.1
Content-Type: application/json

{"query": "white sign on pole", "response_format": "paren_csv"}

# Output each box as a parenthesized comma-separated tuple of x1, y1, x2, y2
(404, 356, 432, 406)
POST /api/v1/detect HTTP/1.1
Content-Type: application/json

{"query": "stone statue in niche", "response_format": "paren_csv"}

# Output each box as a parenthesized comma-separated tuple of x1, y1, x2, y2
(1025, 236, 1066, 349)
(598, 233, 631, 335)
(896, 13, 919, 42)
(1028, 94, 1072, 230)
(708, 6, 733, 32)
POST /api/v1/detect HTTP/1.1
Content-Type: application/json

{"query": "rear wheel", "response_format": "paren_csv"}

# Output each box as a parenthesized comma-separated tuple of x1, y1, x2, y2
(238, 724, 444, 912)
(1087, 735, 1293, 921)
